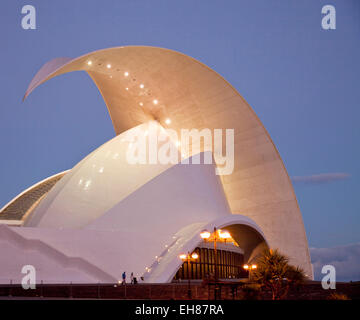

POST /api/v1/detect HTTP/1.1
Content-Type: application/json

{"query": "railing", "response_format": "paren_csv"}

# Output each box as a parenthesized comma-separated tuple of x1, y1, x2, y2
(2, 281, 355, 300)
(0, 282, 246, 300)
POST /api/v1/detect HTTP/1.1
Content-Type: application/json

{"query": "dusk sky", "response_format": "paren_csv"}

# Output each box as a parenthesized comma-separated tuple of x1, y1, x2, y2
(0, 1, 359, 280)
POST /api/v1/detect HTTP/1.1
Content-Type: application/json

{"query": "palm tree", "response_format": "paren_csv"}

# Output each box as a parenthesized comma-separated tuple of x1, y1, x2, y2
(251, 249, 305, 300)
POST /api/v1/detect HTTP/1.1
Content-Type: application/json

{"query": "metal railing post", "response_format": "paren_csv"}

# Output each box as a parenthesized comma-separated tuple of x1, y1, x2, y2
(40, 280, 43, 298)
(8, 279, 12, 297)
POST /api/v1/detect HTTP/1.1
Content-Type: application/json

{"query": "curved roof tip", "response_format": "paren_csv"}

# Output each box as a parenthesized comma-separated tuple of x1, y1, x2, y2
(23, 57, 73, 102)
(21, 45, 200, 104)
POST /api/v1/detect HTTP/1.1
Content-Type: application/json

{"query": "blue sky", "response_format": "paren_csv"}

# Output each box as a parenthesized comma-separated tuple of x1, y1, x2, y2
(0, 1, 359, 280)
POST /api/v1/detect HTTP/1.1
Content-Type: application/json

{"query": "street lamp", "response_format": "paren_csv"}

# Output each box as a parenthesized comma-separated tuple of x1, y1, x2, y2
(219, 230, 231, 245)
(219, 230, 231, 239)
(200, 230, 211, 240)
(200, 227, 232, 300)
(243, 263, 257, 280)
(179, 251, 199, 299)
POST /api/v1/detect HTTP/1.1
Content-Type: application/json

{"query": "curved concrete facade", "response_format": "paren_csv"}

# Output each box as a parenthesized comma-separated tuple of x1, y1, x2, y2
(2, 47, 312, 281)
(0, 143, 268, 283)
(24, 122, 175, 228)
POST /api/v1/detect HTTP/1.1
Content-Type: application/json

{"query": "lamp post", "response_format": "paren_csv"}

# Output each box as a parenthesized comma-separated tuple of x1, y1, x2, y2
(243, 263, 257, 281)
(179, 251, 199, 299)
(200, 227, 231, 300)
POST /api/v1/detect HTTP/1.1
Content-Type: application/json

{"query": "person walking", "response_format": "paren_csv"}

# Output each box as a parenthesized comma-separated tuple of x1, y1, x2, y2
(122, 271, 126, 285)
(130, 272, 134, 284)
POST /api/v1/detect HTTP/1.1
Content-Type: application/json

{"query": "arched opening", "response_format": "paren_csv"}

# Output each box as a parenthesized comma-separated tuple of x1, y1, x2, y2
(173, 223, 268, 281)
(173, 246, 247, 280)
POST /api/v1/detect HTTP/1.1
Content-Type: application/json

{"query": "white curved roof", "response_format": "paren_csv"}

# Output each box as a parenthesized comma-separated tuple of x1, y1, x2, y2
(1, 135, 268, 283)
(20, 46, 312, 278)
(24, 122, 175, 228)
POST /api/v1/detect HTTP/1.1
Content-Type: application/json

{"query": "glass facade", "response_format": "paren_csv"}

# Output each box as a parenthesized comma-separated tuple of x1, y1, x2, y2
(173, 247, 247, 280)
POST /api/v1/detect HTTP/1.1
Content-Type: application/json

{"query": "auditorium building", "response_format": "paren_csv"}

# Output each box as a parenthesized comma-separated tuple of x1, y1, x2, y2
(0, 46, 313, 283)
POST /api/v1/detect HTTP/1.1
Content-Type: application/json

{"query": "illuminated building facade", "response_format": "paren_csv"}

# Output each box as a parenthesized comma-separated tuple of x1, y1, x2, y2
(0, 46, 313, 283)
